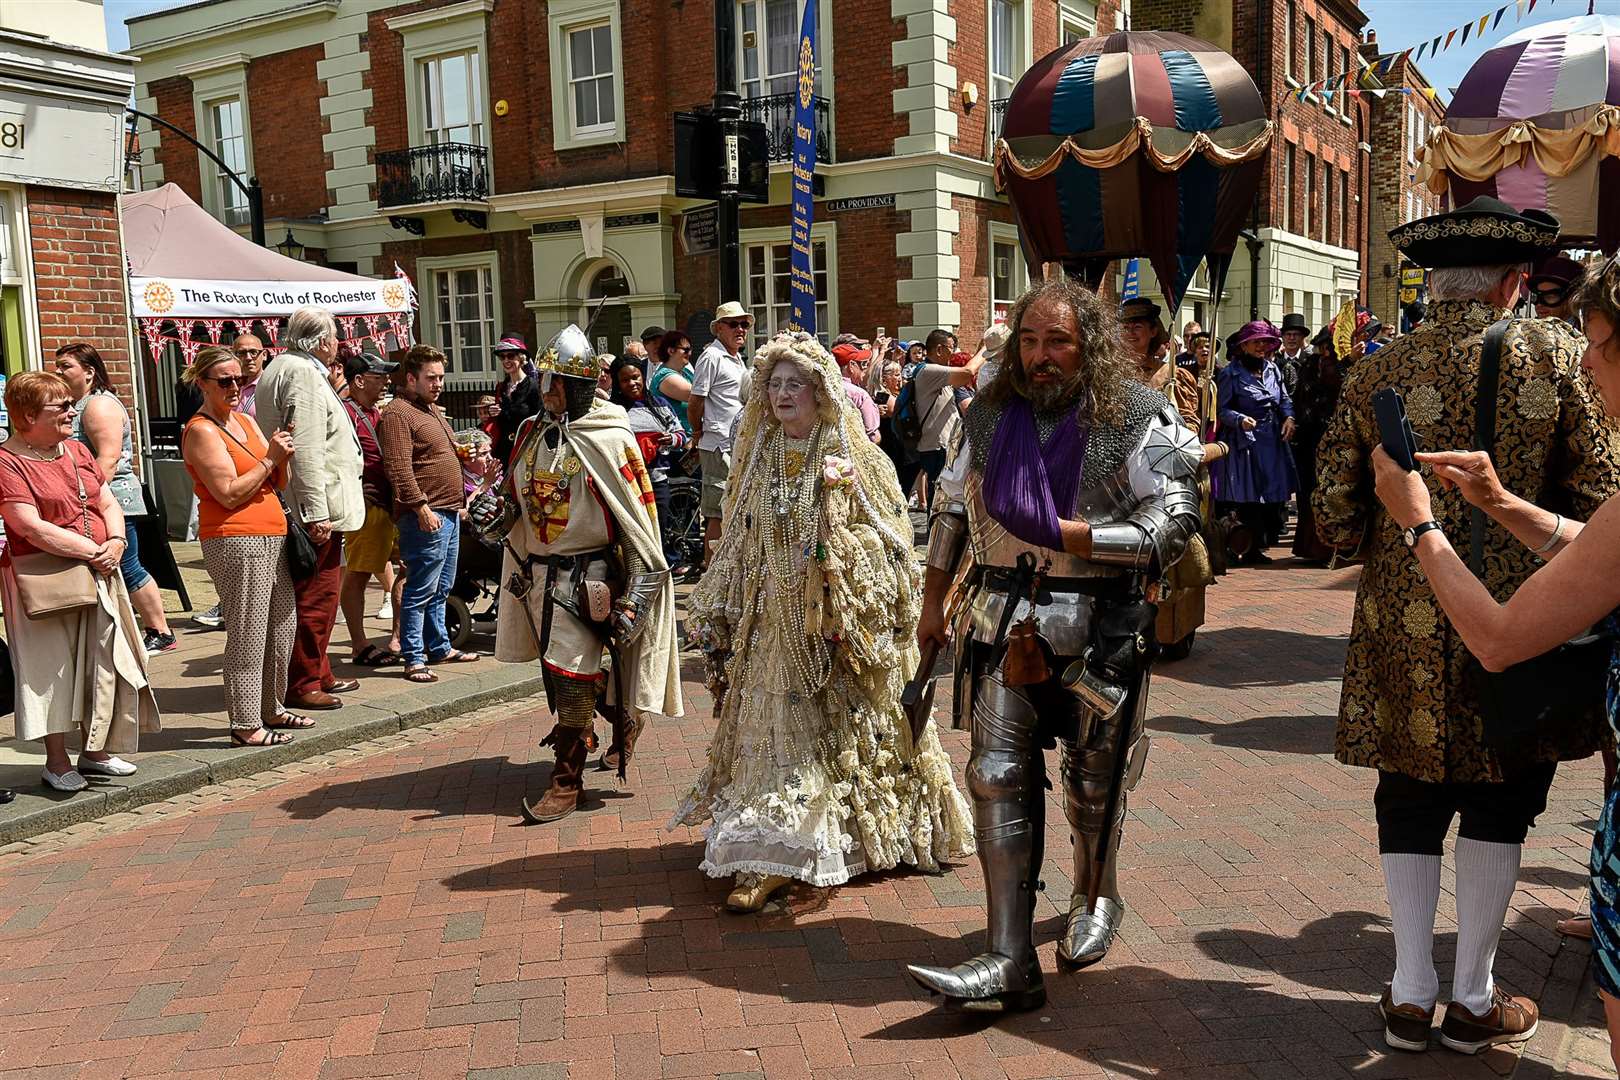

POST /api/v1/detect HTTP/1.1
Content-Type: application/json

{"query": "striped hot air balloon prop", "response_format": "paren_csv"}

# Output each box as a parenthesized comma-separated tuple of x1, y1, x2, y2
(994, 31, 1272, 312)
(1423, 14, 1620, 249)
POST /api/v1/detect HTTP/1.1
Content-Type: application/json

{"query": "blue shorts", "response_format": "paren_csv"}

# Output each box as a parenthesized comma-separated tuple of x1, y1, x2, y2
(119, 518, 152, 593)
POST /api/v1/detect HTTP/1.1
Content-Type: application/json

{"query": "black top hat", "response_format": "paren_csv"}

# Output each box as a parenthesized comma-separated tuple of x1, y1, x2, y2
(1390, 196, 1561, 270)
(1118, 297, 1161, 323)
(1280, 313, 1310, 334)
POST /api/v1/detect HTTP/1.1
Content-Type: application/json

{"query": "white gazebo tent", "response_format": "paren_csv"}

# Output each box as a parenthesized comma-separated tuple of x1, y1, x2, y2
(122, 183, 415, 364)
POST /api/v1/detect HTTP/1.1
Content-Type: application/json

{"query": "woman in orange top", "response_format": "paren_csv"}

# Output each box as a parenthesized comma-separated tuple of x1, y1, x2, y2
(181, 346, 301, 745)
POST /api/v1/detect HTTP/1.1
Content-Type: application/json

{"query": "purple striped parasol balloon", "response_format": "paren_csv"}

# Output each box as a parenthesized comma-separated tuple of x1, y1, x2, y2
(1437, 14, 1620, 248)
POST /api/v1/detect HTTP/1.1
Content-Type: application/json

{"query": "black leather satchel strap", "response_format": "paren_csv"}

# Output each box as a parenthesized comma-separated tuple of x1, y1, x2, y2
(1468, 318, 1513, 577)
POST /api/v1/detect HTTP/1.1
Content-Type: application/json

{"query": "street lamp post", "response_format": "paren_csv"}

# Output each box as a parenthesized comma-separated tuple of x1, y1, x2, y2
(126, 106, 266, 247)
(712, 0, 741, 302)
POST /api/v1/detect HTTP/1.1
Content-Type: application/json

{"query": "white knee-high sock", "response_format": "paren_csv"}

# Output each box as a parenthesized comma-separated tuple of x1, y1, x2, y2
(1452, 837, 1522, 1015)
(1383, 852, 1443, 1009)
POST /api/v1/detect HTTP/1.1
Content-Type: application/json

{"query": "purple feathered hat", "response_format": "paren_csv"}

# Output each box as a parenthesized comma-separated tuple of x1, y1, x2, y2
(1231, 319, 1280, 350)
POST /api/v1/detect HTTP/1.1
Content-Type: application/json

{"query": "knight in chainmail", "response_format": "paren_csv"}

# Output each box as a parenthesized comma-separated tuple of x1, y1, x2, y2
(493, 325, 683, 825)
(907, 277, 1201, 1013)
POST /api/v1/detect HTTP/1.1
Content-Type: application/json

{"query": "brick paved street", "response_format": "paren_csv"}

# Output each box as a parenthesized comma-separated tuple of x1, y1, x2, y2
(0, 557, 1609, 1079)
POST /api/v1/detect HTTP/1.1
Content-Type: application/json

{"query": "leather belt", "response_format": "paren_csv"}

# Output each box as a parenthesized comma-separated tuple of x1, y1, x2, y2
(977, 567, 1126, 598)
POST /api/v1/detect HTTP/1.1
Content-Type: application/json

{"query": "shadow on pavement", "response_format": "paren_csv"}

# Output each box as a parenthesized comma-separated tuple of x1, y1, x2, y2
(275, 755, 616, 820)
(1154, 626, 1348, 689)
(1148, 712, 1337, 756)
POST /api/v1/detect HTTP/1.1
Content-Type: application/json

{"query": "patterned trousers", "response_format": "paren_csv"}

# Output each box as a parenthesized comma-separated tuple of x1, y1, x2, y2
(201, 535, 297, 730)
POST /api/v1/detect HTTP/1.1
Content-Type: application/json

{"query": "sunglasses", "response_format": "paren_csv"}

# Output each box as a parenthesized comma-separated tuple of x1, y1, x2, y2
(720, 319, 752, 330)
(675, 344, 692, 353)
(208, 375, 244, 389)
(40, 400, 75, 414)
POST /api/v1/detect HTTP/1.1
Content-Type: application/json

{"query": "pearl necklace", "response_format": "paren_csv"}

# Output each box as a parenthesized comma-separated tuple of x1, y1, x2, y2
(762, 425, 831, 694)
(13, 439, 64, 461)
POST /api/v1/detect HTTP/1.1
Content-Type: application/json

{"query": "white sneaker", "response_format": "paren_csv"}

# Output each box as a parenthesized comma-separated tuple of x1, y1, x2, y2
(77, 756, 137, 777)
(193, 603, 224, 629)
(41, 767, 88, 792)
(375, 599, 394, 620)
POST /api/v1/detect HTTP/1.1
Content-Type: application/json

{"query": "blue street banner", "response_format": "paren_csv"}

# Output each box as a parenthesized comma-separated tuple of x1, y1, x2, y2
(1121, 258, 1140, 300)
(787, 0, 818, 334)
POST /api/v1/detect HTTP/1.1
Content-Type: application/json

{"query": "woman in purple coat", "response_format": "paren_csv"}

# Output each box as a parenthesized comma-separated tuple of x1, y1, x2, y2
(1213, 320, 1298, 564)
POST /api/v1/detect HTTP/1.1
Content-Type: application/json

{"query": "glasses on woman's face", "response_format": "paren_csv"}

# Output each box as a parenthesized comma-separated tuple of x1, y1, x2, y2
(209, 375, 244, 389)
(40, 400, 75, 415)
(767, 378, 809, 396)
(676, 344, 692, 353)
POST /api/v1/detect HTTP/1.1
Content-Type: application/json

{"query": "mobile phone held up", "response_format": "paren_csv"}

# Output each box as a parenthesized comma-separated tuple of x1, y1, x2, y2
(1372, 387, 1422, 472)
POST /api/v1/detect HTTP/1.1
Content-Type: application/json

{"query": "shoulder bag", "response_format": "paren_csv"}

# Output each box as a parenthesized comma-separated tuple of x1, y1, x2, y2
(204, 415, 317, 582)
(2, 446, 98, 619)
(1467, 318, 1610, 759)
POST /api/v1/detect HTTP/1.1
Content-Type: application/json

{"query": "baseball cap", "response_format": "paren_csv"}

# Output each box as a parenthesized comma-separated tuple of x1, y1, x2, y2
(345, 350, 397, 382)
(831, 342, 873, 367)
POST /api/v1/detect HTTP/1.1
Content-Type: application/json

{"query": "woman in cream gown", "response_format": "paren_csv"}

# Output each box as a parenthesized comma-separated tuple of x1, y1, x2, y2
(673, 332, 973, 912)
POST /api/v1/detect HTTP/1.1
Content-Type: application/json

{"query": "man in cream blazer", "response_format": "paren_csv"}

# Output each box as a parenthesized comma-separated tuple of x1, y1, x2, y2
(256, 306, 365, 711)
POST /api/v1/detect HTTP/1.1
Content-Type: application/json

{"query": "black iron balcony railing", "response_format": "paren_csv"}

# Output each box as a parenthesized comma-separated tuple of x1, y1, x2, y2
(990, 98, 1010, 147)
(376, 142, 489, 207)
(739, 93, 833, 164)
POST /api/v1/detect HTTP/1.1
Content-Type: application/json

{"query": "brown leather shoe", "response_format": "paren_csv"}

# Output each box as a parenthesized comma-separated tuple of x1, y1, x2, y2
(1439, 987, 1538, 1054)
(1380, 987, 1434, 1052)
(323, 679, 361, 694)
(286, 689, 342, 710)
(521, 727, 589, 824)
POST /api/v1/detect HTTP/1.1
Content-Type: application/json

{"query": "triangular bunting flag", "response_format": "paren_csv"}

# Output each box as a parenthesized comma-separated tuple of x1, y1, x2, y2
(1478, 13, 1490, 34)
(1446, 28, 1459, 48)
(1416, 42, 1428, 61)
(1517, 0, 1526, 17)
(1529, 0, 1538, 12)
(1423, 87, 1439, 99)
(1461, 22, 1472, 45)
(1431, 35, 1443, 53)
(1493, 6, 1507, 30)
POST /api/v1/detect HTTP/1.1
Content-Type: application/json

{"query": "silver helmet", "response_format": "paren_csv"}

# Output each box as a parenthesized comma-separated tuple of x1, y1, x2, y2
(536, 323, 601, 421)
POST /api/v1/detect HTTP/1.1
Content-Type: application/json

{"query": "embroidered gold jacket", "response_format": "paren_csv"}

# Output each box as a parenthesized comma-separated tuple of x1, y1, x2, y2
(1313, 299, 1620, 782)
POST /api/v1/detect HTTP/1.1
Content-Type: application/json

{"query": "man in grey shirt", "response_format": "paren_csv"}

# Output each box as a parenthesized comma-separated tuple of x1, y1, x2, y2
(898, 328, 991, 509)
(688, 301, 752, 563)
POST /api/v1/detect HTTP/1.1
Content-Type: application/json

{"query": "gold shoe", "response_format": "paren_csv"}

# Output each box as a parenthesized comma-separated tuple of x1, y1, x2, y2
(725, 873, 793, 913)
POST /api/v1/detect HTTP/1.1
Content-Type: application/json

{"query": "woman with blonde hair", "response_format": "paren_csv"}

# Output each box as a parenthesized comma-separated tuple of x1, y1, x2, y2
(674, 332, 973, 913)
(180, 345, 302, 745)
(0, 370, 159, 791)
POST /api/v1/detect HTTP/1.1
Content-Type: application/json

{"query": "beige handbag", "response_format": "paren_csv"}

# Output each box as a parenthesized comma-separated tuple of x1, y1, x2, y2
(12, 550, 96, 619)
(3, 444, 100, 619)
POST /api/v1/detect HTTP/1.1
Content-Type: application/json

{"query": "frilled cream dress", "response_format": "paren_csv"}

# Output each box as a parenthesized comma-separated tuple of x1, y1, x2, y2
(673, 333, 973, 887)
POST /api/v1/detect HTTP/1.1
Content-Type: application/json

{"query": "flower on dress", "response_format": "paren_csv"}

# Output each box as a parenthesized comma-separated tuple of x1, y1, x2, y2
(822, 455, 856, 486)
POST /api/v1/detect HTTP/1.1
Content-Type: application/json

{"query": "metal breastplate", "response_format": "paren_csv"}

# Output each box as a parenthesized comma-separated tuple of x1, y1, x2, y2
(963, 465, 1137, 657)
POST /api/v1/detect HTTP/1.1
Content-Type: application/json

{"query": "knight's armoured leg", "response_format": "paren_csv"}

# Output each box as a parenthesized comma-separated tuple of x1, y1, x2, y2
(1057, 675, 1150, 968)
(522, 676, 598, 824)
(907, 666, 1047, 1012)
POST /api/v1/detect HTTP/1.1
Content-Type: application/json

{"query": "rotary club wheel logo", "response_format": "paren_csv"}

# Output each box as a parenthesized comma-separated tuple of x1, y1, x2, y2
(382, 282, 408, 309)
(142, 281, 175, 315)
(797, 36, 815, 110)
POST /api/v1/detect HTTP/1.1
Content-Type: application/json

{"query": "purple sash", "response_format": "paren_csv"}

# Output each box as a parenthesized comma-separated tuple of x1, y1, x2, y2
(983, 399, 1089, 550)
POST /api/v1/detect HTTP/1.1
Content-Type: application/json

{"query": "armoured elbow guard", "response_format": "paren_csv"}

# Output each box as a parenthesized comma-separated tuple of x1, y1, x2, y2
(926, 509, 970, 573)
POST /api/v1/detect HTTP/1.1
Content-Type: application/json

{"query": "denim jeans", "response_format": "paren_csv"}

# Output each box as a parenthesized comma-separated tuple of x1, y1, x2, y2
(396, 508, 460, 667)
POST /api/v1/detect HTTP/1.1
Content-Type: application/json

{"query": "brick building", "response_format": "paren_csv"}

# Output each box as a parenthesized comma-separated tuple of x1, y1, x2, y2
(0, 2, 138, 421)
(1129, 0, 1369, 339)
(1361, 32, 1444, 330)
(128, 0, 1131, 399)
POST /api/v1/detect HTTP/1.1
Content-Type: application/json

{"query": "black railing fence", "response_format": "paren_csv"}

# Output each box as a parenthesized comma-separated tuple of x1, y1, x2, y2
(376, 142, 490, 207)
(739, 93, 833, 164)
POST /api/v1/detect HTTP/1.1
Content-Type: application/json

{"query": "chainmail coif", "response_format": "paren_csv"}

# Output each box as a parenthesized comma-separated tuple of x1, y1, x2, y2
(964, 378, 1170, 489)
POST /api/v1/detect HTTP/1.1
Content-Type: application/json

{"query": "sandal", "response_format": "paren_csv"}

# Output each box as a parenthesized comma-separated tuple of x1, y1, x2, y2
(351, 645, 402, 668)
(404, 666, 439, 684)
(428, 650, 482, 665)
(231, 727, 294, 747)
(1557, 915, 1595, 940)
(266, 712, 316, 730)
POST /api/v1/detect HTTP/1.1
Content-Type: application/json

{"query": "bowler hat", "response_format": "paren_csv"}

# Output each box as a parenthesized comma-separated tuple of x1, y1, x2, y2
(1390, 196, 1561, 269)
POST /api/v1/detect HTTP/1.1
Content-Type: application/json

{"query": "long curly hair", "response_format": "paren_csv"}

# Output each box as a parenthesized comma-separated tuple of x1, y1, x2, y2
(975, 275, 1131, 426)
(1576, 256, 1620, 351)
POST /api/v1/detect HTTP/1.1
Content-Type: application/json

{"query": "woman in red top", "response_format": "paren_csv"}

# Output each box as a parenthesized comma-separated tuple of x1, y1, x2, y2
(0, 371, 159, 793)
(181, 346, 300, 745)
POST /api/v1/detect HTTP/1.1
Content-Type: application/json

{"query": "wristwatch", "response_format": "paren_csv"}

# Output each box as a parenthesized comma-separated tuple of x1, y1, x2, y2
(1403, 520, 1443, 548)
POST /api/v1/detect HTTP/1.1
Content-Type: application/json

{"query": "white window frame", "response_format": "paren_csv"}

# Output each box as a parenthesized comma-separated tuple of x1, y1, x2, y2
(1282, 143, 1294, 233)
(1303, 16, 1315, 86)
(1339, 169, 1350, 249)
(564, 22, 616, 138)
(417, 252, 502, 384)
(389, 2, 496, 174)
(988, 0, 1031, 106)
(180, 55, 252, 229)
(418, 49, 485, 147)
(739, 222, 838, 349)
(1284, 0, 1296, 83)
(988, 221, 1030, 325)
(548, 0, 626, 150)
(1058, 0, 1096, 44)
(206, 97, 251, 228)
(1303, 151, 1314, 239)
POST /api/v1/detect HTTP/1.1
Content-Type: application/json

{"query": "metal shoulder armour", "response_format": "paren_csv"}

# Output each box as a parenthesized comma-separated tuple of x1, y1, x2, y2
(1086, 407, 1203, 572)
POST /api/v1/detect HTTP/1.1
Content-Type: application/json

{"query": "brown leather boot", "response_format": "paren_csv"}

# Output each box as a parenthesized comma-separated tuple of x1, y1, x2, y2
(600, 712, 644, 776)
(521, 727, 589, 824)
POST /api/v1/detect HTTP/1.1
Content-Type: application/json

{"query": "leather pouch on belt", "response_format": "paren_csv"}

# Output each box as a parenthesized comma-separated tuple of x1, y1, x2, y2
(1002, 616, 1051, 686)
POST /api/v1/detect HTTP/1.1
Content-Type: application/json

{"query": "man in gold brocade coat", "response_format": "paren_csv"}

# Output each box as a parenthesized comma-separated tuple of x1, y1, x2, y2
(1313, 197, 1620, 1055)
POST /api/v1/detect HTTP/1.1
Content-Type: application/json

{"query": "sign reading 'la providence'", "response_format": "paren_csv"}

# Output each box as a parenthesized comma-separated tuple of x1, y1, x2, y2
(824, 194, 896, 213)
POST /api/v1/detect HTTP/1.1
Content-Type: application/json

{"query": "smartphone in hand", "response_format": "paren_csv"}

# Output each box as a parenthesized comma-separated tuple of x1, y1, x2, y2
(1372, 387, 1421, 472)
